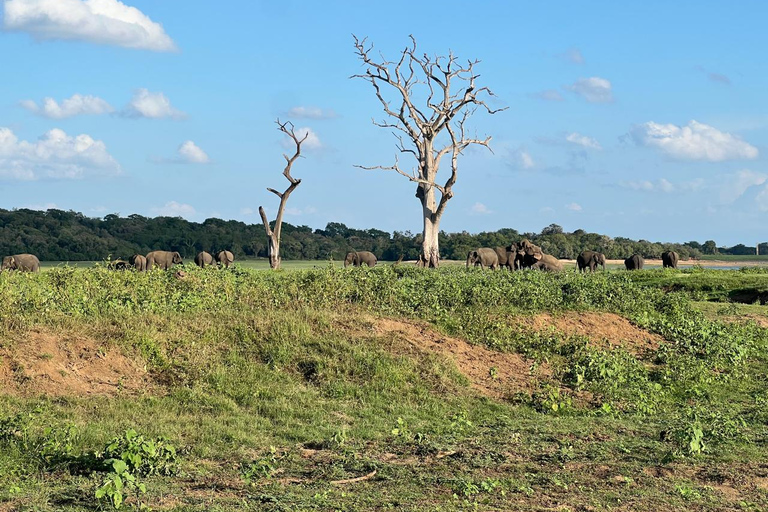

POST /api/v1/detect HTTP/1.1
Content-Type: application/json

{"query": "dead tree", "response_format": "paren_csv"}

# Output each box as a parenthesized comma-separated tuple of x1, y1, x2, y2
(259, 120, 308, 269)
(352, 35, 504, 268)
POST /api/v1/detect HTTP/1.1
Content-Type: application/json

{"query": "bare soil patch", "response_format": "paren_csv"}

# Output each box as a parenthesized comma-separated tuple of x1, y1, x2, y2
(515, 312, 663, 355)
(0, 329, 150, 397)
(361, 316, 547, 399)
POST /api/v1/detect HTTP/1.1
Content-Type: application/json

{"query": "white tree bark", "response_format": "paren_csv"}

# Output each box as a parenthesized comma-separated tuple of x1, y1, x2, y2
(353, 36, 504, 267)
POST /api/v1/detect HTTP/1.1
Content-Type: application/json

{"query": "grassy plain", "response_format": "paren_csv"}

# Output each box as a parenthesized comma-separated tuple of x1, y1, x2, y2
(1, 265, 768, 511)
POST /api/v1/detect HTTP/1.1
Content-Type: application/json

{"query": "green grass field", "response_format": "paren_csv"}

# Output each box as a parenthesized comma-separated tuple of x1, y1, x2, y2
(2, 266, 768, 510)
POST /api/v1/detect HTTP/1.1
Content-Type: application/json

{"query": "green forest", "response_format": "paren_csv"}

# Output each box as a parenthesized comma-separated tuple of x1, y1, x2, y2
(0, 208, 764, 261)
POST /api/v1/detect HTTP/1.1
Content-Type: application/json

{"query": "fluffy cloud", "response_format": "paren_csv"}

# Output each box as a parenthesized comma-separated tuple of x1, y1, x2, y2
(240, 207, 255, 215)
(719, 170, 768, 203)
(3, 0, 176, 51)
(565, 132, 601, 150)
(152, 201, 195, 218)
(0, 127, 121, 181)
(531, 89, 564, 102)
(630, 120, 758, 161)
(24, 202, 58, 211)
(123, 89, 185, 119)
(565, 203, 583, 212)
(287, 106, 337, 120)
(20, 94, 114, 119)
(567, 77, 613, 103)
(177, 141, 210, 164)
(470, 202, 492, 215)
(282, 127, 322, 150)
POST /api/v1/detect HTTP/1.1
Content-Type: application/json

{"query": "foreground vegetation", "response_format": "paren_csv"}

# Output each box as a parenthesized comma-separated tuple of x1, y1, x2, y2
(2, 265, 768, 510)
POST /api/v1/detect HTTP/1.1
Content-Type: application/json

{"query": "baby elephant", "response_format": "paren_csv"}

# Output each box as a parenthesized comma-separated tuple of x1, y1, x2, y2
(215, 250, 234, 268)
(146, 250, 183, 270)
(1, 254, 40, 272)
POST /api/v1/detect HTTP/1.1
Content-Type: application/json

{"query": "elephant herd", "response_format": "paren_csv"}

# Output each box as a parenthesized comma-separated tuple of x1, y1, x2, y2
(0, 250, 237, 273)
(110, 250, 235, 271)
(466, 240, 680, 272)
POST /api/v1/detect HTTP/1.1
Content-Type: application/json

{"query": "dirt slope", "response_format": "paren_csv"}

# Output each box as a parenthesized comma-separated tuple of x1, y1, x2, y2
(0, 329, 150, 397)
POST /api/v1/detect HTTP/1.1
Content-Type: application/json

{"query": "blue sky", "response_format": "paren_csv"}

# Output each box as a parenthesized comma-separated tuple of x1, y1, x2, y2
(1, 0, 766, 246)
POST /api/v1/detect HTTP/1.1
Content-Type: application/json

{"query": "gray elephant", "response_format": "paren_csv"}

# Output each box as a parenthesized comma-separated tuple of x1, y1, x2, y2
(466, 248, 499, 269)
(215, 250, 234, 268)
(109, 259, 130, 270)
(577, 250, 606, 273)
(129, 254, 147, 272)
(494, 246, 518, 270)
(662, 251, 679, 269)
(531, 254, 563, 272)
(344, 251, 377, 267)
(624, 254, 644, 270)
(146, 250, 183, 270)
(515, 239, 544, 269)
(195, 251, 215, 268)
(1, 254, 40, 272)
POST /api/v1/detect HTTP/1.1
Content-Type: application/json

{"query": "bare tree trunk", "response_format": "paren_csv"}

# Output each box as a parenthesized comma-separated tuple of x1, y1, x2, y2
(258, 120, 307, 270)
(352, 36, 503, 269)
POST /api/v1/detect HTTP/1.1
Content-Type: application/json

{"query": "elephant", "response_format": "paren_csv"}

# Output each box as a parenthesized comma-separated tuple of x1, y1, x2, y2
(515, 239, 545, 269)
(494, 246, 518, 270)
(530, 254, 563, 272)
(662, 251, 679, 269)
(195, 251, 215, 268)
(577, 250, 606, 273)
(624, 254, 644, 270)
(146, 250, 183, 270)
(344, 251, 377, 267)
(215, 250, 234, 268)
(129, 254, 147, 272)
(109, 259, 130, 270)
(1, 254, 40, 272)
(466, 248, 499, 269)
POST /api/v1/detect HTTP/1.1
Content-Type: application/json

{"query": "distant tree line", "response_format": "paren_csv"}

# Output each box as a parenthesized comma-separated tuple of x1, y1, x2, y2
(0, 210, 764, 262)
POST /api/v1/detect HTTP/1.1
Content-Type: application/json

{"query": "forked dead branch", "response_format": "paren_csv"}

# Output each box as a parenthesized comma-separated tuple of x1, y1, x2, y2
(352, 35, 505, 267)
(259, 120, 309, 269)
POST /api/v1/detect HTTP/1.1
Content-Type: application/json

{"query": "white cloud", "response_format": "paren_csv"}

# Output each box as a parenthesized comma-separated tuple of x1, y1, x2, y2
(152, 201, 195, 218)
(756, 187, 768, 211)
(565, 132, 601, 150)
(3, 0, 176, 52)
(510, 148, 535, 169)
(240, 207, 254, 215)
(20, 93, 114, 119)
(566, 203, 583, 212)
(630, 120, 758, 161)
(719, 170, 768, 203)
(284, 205, 318, 216)
(123, 89, 185, 119)
(539, 206, 555, 214)
(282, 127, 321, 150)
(287, 106, 337, 120)
(0, 127, 121, 181)
(531, 89, 564, 102)
(24, 202, 58, 211)
(567, 77, 613, 103)
(177, 141, 209, 164)
(470, 202, 492, 215)
(559, 48, 584, 64)
(621, 178, 703, 194)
